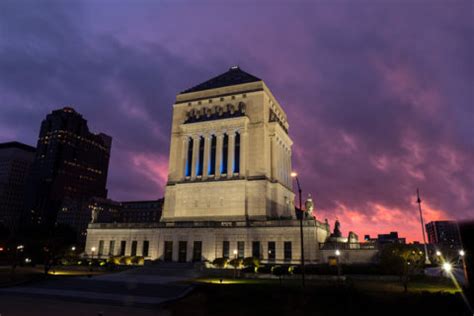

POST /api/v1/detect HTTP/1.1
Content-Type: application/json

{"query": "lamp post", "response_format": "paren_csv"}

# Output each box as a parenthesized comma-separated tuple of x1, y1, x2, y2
(291, 171, 305, 288)
(459, 250, 469, 287)
(90, 247, 96, 272)
(335, 250, 341, 281)
(233, 249, 238, 279)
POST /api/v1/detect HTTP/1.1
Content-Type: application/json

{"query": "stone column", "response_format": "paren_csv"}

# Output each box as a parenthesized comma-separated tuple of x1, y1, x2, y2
(286, 148, 290, 187)
(288, 150, 293, 186)
(215, 133, 223, 178)
(270, 136, 277, 181)
(203, 134, 211, 180)
(240, 130, 248, 178)
(227, 132, 235, 178)
(191, 135, 199, 180)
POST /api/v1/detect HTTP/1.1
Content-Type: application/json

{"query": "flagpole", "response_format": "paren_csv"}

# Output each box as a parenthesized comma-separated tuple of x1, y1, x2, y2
(417, 188, 431, 265)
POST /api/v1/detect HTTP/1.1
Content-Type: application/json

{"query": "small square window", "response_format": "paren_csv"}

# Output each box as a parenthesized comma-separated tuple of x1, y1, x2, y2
(243, 94, 247, 98)
(220, 97, 224, 101)
(198, 101, 202, 105)
(209, 99, 212, 103)
(231, 96, 235, 100)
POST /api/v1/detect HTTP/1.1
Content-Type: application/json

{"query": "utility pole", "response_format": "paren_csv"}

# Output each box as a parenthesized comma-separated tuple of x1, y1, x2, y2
(416, 188, 431, 265)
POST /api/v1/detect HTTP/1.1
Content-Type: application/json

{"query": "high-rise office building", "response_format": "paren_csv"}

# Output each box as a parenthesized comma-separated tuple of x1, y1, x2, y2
(25, 107, 112, 228)
(0, 142, 36, 233)
(426, 221, 461, 249)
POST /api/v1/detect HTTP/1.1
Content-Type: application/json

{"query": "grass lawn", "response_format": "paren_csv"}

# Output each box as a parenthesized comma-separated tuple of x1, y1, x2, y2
(163, 277, 472, 316)
(0, 266, 44, 286)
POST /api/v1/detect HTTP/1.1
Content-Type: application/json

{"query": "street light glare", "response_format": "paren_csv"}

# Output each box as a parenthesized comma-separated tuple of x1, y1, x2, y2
(91, 247, 96, 252)
(335, 250, 341, 256)
(442, 262, 452, 272)
(459, 250, 465, 257)
(436, 251, 441, 256)
(291, 172, 298, 178)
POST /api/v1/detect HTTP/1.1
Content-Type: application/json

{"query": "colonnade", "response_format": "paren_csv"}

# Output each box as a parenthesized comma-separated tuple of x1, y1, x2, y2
(183, 130, 247, 180)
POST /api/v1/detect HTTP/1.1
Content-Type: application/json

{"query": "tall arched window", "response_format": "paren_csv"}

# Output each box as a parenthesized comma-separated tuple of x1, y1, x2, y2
(234, 132, 240, 173)
(221, 133, 228, 174)
(197, 136, 205, 176)
(209, 135, 216, 175)
(185, 137, 193, 177)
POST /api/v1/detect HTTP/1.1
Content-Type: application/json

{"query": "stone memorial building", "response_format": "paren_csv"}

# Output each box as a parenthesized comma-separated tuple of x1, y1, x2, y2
(85, 67, 331, 263)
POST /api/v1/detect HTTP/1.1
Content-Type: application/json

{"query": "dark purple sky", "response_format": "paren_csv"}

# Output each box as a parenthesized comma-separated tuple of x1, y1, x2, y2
(1, 0, 472, 241)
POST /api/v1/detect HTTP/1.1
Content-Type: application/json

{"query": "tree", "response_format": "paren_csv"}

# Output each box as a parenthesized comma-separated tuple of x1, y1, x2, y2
(380, 244, 424, 292)
(16, 223, 78, 274)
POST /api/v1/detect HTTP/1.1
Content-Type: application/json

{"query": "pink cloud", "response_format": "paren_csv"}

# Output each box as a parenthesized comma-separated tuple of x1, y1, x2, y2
(131, 153, 168, 191)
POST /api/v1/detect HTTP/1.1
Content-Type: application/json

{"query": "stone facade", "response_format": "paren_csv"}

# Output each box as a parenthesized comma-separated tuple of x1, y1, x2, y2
(162, 74, 294, 222)
(85, 67, 333, 264)
(86, 220, 330, 264)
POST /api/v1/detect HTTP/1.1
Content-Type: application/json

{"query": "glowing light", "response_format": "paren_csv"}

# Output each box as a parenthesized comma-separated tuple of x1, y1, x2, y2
(335, 250, 341, 256)
(233, 249, 238, 255)
(291, 172, 298, 178)
(24, 258, 31, 263)
(71, 246, 76, 251)
(459, 250, 465, 257)
(442, 262, 452, 272)
(436, 251, 442, 256)
(91, 247, 96, 252)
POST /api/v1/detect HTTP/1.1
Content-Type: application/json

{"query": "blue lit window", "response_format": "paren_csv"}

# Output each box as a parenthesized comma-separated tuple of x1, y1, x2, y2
(197, 136, 204, 176)
(221, 134, 228, 174)
(234, 132, 240, 173)
(185, 137, 193, 177)
(209, 135, 216, 175)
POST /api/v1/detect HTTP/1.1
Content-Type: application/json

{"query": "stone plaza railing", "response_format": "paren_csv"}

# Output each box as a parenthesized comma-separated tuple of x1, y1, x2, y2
(319, 242, 378, 250)
(88, 218, 330, 230)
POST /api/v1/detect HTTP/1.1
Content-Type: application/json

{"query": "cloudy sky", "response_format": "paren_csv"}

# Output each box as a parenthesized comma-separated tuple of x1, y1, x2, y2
(1, 0, 472, 241)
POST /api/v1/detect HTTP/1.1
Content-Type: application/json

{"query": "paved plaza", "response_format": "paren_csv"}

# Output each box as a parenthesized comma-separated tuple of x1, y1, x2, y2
(0, 263, 197, 315)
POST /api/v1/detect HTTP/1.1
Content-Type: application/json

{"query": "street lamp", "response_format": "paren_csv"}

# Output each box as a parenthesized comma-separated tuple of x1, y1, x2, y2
(71, 246, 76, 252)
(90, 247, 96, 272)
(335, 250, 342, 280)
(458, 249, 469, 287)
(233, 249, 238, 279)
(442, 262, 452, 273)
(291, 171, 305, 288)
(436, 251, 442, 257)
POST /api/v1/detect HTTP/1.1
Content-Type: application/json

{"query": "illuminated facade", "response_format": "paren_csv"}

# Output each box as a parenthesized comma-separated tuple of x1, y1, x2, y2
(86, 67, 332, 263)
(162, 66, 294, 222)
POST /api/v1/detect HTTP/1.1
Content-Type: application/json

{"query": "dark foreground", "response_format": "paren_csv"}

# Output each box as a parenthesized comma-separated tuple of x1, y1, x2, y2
(164, 278, 472, 316)
(0, 275, 472, 316)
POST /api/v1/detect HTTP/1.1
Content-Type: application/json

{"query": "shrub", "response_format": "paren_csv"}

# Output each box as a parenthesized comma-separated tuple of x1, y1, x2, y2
(241, 266, 256, 273)
(229, 258, 243, 268)
(119, 256, 132, 265)
(212, 257, 229, 268)
(271, 265, 289, 276)
(257, 265, 272, 274)
(242, 257, 260, 268)
(107, 256, 121, 265)
(131, 256, 145, 265)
